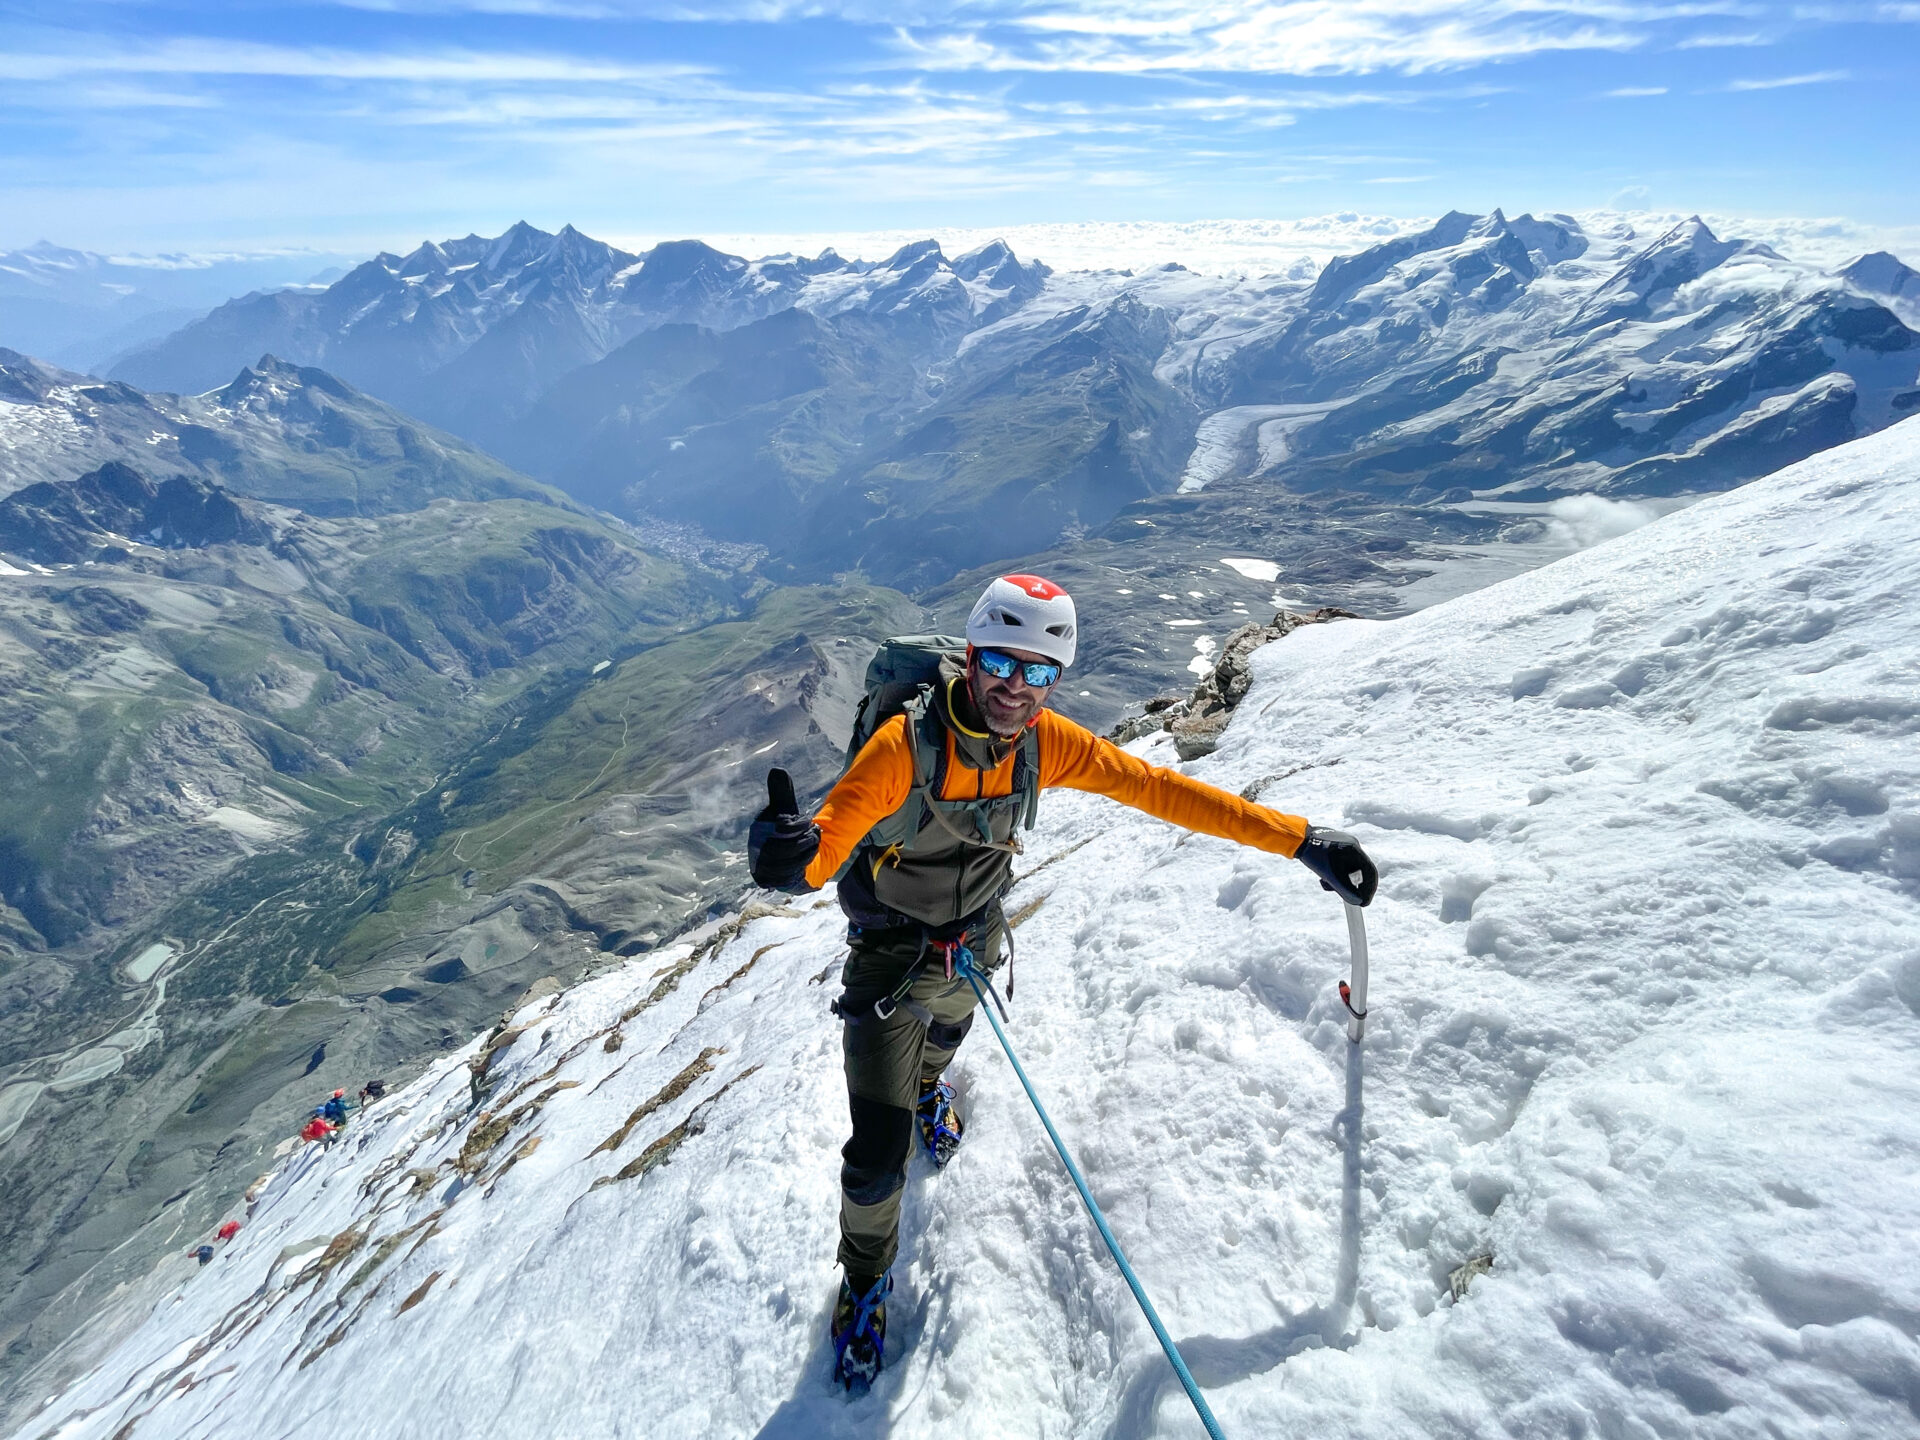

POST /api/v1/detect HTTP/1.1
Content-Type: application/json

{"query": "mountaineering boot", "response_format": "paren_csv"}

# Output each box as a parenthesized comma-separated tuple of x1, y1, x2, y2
(916, 1078, 963, 1167)
(831, 1271, 891, 1392)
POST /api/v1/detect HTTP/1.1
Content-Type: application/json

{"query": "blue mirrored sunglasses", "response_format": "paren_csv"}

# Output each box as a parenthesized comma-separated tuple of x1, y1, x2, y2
(976, 647, 1062, 688)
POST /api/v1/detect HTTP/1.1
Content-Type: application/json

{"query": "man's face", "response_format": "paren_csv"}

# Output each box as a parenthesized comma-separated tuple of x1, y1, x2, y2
(968, 646, 1058, 738)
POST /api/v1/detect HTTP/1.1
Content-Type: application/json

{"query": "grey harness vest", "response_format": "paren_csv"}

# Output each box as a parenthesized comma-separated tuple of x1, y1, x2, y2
(861, 690, 1041, 858)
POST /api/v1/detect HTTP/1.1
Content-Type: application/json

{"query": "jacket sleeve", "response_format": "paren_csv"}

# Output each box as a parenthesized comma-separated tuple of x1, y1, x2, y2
(1036, 711, 1309, 858)
(803, 716, 917, 889)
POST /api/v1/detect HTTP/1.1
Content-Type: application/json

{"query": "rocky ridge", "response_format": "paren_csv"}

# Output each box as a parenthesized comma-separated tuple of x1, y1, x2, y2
(0, 351, 551, 515)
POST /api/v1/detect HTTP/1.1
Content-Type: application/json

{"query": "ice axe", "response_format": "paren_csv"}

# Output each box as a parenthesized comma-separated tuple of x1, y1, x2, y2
(1296, 826, 1377, 1044)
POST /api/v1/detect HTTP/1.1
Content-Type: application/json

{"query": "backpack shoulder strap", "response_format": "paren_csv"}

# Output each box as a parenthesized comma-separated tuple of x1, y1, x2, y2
(844, 693, 874, 767)
(1013, 724, 1042, 832)
(863, 688, 940, 851)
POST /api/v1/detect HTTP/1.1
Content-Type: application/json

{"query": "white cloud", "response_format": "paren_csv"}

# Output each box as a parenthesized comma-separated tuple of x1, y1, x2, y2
(1541, 494, 1659, 549)
(0, 38, 712, 84)
(884, 2, 1666, 77)
(1725, 68, 1849, 87)
(1606, 84, 1668, 95)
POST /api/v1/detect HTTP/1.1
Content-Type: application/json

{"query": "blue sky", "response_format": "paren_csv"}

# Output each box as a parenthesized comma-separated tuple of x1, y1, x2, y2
(1, 1, 1914, 257)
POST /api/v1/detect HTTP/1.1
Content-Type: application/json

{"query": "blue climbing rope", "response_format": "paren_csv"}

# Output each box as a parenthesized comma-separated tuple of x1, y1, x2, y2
(954, 949, 1229, 1440)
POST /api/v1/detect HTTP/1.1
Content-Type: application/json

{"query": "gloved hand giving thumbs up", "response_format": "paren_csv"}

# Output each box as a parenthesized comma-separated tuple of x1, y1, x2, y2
(748, 768, 821, 892)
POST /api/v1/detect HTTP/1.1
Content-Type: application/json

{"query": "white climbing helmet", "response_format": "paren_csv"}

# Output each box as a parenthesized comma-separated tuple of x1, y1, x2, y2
(966, 574, 1077, 668)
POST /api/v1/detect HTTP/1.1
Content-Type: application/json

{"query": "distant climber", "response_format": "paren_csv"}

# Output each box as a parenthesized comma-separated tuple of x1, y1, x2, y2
(360, 1078, 388, 1105)
(747, 573, 1379, 1391)
(216, 1220, 241, 1242)
(299, 1115, 334, 1145)
(321, 1089, 350, 1127)
(192, 1244, 215, 1266)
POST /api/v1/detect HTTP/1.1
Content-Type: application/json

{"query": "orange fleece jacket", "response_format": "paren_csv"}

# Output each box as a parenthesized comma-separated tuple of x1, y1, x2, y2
(804, 703, 1309, 889)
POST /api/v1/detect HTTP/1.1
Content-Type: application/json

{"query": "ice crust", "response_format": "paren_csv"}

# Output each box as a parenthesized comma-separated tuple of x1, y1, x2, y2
(24, 420, 1920, 1438)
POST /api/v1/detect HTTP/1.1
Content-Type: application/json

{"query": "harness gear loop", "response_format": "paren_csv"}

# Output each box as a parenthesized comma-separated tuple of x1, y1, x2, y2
(935, 938, 963, 981)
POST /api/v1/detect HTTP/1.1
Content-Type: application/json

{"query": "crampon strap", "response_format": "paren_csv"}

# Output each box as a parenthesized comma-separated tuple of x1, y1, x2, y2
(834, 1273, 891, 1369)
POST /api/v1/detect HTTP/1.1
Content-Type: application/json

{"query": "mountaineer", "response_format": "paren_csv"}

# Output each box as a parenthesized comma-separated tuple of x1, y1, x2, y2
(747, 573, 1378, 1390)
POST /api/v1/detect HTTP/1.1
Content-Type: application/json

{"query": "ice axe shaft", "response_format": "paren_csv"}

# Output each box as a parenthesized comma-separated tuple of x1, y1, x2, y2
(1339, 902, 1369, 1043)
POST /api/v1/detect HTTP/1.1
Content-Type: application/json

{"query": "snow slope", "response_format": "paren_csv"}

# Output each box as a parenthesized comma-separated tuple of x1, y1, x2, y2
(22, 420, 1920, 1439)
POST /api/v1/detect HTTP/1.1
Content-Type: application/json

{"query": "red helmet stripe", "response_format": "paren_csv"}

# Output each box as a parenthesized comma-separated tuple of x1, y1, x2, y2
(1002, 573, 1065, 599)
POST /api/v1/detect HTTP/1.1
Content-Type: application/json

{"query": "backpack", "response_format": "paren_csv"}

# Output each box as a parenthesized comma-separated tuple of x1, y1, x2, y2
(844, 635, 1041, 857)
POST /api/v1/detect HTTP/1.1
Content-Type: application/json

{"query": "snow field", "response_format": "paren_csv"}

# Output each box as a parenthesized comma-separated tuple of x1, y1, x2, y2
(23, 419, 1920, 1439)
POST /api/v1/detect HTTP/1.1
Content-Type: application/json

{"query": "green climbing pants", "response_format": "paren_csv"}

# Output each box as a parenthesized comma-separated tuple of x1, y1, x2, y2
(836, 914, 1004, 1278)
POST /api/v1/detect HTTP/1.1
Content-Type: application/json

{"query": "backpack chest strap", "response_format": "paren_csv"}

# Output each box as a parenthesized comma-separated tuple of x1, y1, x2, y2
(862, 697, 1042, 859)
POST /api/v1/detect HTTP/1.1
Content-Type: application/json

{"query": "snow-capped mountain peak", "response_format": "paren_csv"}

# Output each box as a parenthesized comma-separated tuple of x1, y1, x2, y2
(1566, 215, 1749, 332)
(1843, 250, 1920, 300)
(484, 219, 555, 275)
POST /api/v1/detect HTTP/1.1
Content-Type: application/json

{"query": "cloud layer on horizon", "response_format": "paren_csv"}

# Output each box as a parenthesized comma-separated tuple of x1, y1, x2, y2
(1, 1, 1912, 253)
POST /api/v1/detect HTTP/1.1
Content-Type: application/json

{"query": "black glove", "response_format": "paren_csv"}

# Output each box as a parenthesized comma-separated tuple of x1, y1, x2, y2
(748, 768, 820, 892)
(1296, 825, 1378, 907)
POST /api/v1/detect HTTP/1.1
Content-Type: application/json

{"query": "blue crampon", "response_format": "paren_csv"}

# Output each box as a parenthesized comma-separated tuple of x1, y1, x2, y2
(831, 1272, 892, 1392)
(915, 1078, 963, 1167)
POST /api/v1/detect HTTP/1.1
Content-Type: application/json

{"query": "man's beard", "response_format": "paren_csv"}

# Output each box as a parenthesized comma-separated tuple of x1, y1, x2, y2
(968, 667, 1031, 739)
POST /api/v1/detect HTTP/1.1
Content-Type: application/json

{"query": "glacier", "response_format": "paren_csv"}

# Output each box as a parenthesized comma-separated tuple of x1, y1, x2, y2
(20, 418, 1920, 1439)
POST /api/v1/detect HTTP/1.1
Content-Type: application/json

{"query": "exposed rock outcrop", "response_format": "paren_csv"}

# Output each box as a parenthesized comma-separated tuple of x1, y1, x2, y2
(1109, 607, 1358, 759)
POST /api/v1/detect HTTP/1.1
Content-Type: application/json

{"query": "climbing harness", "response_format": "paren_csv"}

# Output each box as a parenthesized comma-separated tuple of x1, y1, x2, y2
(950, 946, 1229, 1440)
(832, 914, 1014, 1024)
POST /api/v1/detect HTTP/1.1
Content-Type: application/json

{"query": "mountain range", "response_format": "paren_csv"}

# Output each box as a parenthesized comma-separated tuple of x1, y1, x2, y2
(106, 214, 1918, 590)
(0, 209, 1915, 1413)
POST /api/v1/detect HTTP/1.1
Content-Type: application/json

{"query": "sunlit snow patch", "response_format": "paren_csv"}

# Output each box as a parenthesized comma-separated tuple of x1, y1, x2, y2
(200, 807, 295, 844)
(1219, 557, 1280, 583)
